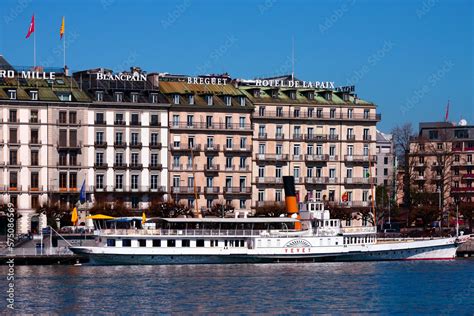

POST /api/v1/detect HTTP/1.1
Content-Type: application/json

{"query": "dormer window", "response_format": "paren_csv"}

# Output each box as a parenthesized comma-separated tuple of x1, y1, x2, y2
(188, 95, 195, 105)
(343, 93, 349, 102)
(30, 90, 38, 101)
(114, 92, 123, 102)
(57, 92, 71, 102)
(307, 91, 314, 100)
(271, 90, 278, 98)
(8, 89, 16, 100)
(150, 93, 158, 104)
(206, 95, 213, 106)
(289, 91, 296, 100)
(325, 92, 332, 101)
(95, 91, 104, 102)
(253, 89, 260, 98)
(131, 93, 139, 103)
(239, 96, 245, 106)
(173, 94, 180, 105)
(225, 96, 232, 106)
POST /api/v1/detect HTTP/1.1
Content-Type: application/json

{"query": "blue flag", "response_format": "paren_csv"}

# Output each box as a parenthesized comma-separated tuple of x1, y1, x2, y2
(79, 180, 86, 203)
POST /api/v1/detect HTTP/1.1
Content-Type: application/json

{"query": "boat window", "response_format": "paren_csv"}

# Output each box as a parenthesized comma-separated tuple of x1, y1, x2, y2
(224, 240, 228, 247)
(122, 239, 131, 247)
(167, 240, 176, 247)
(196, 239, 205, 247)
(138, 239, 146, 247)
(240, 240, 245, 247)
(182, 240, 190, 247)
(152, 239, 161, 247)
(107, 239, 115, 247)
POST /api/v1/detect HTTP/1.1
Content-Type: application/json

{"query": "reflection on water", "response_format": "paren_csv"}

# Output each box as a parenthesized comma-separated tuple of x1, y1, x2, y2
(1, 261, 473, 314)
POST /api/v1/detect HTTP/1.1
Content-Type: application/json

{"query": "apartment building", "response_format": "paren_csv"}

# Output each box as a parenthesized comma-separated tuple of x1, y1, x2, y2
(238, 75, 380, 209)
(152, 74, 254, 212)
(375, 130, 395, 188)
(409, 121, 474, 208)
(74, 68, 169, 210)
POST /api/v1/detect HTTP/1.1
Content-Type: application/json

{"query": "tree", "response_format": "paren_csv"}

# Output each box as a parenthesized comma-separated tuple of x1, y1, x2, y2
(36, 203, 71, 229)
(392, 123, 415, 207)
(204, 201, 235, 217)
(255, 202, 287, 217)
(148, 201, 193, 218)
(89, 200, 133, 217)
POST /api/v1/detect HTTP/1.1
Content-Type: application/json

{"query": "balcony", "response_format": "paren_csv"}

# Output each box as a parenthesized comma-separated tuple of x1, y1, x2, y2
(224, 145, 252, 154)
(171, 122, 252, 131)
(328, 135, 339, 141)
(327, 177, 338, 184)
(204, 187, 220, 195)
(57, 162, 82, 168)
(57, 141, 82, 150)
(292, 155, 304, 161)
(292, 134, 304, 141)
(114, 142, 127, 148)
(130, 163, 143, 170)
(253, 111, 381, 121)
(255, 177, 284, 185)
(94, 141, 107, 148)
(205, 144, 220, 153)
(113, 163, 127, 169)
(275, 134, 285, 140)
(257, 133, 268, 140)
(150, 121, 161, 127)
(149, 186, 166, 193)
(130, 142, 142, 149)
(223, 187, 252, 195)
(94, 120, 106, 125)
(149, 163, 163, 170)
(7, 161, 21, 168)
(56, 119, 81, 126)
(169, 144, 201, 152)
(114, 120, 126, 126)
(362, 135, 372, 142)
(29, 140, 42, 147)
(28, 185, 46, 191)
(305, 154, 329, 162)
(204, 164, 220, 173)
(255, 153, 289, 162)
(344, 155, 376, 163)
(238, 165, 250, 172)
(171, 186, 202, 194)
(344, 177, 373, 184)
(305, 134, 328, 142)
(130, 121, 141, 126)
(94, 163, 108, 169)
(305, 177, 328, 184)
(149, 142, 162, 149)
(346, 135, 356, 141)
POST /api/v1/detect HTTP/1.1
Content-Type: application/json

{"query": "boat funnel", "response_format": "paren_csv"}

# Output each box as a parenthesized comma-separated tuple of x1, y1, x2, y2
(283, 176, 301, 230)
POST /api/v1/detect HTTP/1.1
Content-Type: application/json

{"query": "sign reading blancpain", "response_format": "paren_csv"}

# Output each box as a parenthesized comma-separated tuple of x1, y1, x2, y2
(96, 73, 147, 81)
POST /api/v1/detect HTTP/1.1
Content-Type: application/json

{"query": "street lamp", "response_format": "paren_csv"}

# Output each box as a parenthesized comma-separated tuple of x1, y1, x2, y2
(437, 187, 442, 232)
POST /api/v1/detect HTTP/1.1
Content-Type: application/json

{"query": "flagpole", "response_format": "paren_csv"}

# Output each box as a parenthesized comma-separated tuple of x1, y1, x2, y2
(33, 21, 36, 67)
(63, 17, 66, 69)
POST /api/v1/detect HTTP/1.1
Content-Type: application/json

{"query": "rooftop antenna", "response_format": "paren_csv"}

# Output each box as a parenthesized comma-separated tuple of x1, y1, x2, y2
(291, 36, 295, 81)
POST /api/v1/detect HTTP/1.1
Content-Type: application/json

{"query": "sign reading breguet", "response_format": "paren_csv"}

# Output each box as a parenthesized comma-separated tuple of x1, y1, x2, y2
(187, 76, 229, 85)
(255, 79, 335, 89)
(0, 70, 56, 80)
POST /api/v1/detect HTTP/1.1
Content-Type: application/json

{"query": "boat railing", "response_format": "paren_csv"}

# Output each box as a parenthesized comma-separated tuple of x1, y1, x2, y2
(340, 226, 377, 234)
(98, 228, 296, 237)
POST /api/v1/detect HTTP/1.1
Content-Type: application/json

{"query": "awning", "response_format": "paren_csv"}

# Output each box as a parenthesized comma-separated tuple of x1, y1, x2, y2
(86, 214, 115, 220)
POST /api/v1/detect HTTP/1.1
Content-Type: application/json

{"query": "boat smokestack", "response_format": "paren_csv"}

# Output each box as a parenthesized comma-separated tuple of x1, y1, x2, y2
(283, 176, 301, 230)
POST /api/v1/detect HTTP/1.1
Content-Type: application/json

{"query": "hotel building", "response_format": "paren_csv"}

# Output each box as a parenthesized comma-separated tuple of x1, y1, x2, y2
(73, 68, 169, 211)
(409, 121, 474, 208)
(375, 130, 395, 188)
(238, 75, 380, 209)
(152, 74, 254, 212)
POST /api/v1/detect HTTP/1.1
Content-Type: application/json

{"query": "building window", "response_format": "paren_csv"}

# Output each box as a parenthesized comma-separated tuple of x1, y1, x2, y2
(151, 154, 159, 166)
(30, 130, 39, 144)
(225, 96, 232, 106)
(96, 175, 104, 189)
(131, 153, 139, 165)
(8, 89, 17, 100)
(59, 172, 67, 189)
(150, 114, 159, 126)
(429, 130, 439, 140)
(239, 96, 245, 106)
(9, 150, 17, 165)
(173, 94, 180, 105)
(30, 90, 38, 101)
(95, 112, 105, 124)
(131, 114, 140, 125)
(151, 133, 159, 145)
(30, 110, 38, 123)
(276, 107, 283, 117)
(95, 91, 104, 102)
(188, 95, 195, 105)
(31, 151, 39, 166)
(150, 93, 158, 103)
(131, 175, 139, 190)
(259, 106, 265, 116)
(206, 95, 213, 105)
(57, 92, 72, 101)
(114, 92, 123, 102)
(330, 108, 336, 118)
(115, 113, 124, 124)
(131, 93, 139, 103)
(31, 172, 39, 189)
(115, 175, 123, 189)
(9, 172, 18, 189)
(9, 110, 17, 122)
(151, 175, 159, 189)
(258, 190, 264, 202)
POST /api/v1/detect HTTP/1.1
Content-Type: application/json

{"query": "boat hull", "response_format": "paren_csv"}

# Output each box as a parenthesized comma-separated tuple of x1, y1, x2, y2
(70, 238, 462, 265)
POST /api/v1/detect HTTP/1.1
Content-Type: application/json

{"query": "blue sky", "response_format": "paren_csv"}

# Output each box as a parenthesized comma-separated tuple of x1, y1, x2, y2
(0, 0, 472, 131)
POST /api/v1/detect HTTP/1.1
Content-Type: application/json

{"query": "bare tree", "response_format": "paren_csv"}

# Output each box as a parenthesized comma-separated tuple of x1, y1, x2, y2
(392, 123, 415, 207)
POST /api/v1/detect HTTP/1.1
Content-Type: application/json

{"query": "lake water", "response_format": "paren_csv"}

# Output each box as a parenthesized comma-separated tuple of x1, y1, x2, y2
(1, 260, 473, 314)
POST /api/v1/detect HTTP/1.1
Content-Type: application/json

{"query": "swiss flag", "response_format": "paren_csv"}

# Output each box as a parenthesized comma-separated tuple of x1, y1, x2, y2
(26, 14, 35, 39)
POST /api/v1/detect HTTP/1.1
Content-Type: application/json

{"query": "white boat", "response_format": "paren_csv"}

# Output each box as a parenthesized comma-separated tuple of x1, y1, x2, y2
(69, 200, 471, 265)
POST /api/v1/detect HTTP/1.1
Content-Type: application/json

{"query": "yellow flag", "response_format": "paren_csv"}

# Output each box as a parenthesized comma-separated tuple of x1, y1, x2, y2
(71, 207, 78, 226)
(60, 17, 65, 40)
